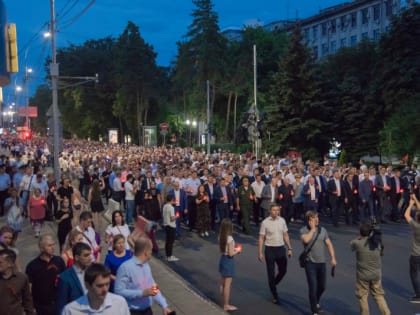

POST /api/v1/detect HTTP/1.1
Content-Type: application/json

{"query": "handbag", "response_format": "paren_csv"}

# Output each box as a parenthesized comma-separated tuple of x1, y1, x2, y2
(299, 227, 321, 268)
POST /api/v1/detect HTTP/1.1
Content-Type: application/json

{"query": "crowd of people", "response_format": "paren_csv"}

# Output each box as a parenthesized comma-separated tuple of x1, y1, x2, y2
(0, 136, 419, 315)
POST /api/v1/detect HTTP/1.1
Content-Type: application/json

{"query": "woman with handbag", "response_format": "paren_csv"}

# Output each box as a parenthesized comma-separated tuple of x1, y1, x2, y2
(300, 211, 337, 315)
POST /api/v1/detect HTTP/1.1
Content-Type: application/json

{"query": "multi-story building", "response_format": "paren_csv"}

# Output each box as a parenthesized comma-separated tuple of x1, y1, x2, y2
(293, 0, 400, 58)
(222, 1, 403, 59)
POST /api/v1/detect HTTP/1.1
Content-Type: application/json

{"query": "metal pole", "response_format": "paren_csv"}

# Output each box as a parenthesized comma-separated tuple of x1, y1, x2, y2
(253, 45, 259, 159)
(206, 80, 210, 155)
(50, 0, 60, 183)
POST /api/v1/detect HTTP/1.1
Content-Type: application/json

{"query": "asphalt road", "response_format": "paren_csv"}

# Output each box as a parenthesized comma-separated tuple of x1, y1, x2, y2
(155, 217, 420, 315)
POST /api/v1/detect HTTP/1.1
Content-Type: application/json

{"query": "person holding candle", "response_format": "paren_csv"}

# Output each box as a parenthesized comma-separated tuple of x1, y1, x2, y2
(218, 218, 241, 311)
(258, 203, 292, 305)
(196, 184, 211, 237)
(28, 188, 47, 237)
(168, 181, 188, 238)
(115, 236, 173, 314)
(163, 195, 179, 261)
(236, 177, 255, 235)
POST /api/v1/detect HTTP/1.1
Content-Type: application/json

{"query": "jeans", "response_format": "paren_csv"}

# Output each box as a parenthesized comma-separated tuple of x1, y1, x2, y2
(410, 255, 420, 297)
(304, 261, 326, 313)
(265, 246, 287, 299)
(125, 200, 135, 225)
(355, 277, 390, 315)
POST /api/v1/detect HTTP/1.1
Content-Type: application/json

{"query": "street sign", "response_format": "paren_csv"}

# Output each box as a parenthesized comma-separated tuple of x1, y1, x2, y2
(160, 129, 168, 136)
(160, 122, 168, 130)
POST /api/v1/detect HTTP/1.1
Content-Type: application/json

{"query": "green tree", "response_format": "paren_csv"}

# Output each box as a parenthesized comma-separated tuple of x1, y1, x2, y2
(265, 26, 329, 159)
(319, 41, 382, 161)
(114, 21, 163, 143)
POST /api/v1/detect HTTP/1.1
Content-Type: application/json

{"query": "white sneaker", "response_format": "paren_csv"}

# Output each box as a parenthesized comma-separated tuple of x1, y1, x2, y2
(167, 256, 179, 262)
(200, 233, 205, 237)
(204, 231, 209, 237)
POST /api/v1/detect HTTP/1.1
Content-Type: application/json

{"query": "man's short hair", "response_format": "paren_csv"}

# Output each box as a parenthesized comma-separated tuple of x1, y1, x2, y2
(84, 263, 111, 286)
(134, 236, 152, 256)
(72, 242, 91, 257)
(360, 223, 371, 237)
(38, 234, 54, 249)
(0, 248, 16, 264)
(79, 211, 93, 221)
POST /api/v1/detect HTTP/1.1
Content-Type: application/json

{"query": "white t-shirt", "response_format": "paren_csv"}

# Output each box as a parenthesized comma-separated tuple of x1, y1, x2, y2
(163, 203, 176, 228)
(259, 216, 288, 247)
(105, 224, 131, 250)
(124, 181, 135, 201)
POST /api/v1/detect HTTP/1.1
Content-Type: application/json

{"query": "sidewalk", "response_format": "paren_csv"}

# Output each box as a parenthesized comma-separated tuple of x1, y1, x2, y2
(1, 217, 227, 315)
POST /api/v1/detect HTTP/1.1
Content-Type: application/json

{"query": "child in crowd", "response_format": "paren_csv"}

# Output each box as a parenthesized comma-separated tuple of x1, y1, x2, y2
(218, 218, 241, 311)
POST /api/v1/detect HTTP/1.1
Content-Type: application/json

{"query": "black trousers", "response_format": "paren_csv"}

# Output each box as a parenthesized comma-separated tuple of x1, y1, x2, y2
(264, 245, 287, 299)
(0, 189, 8, 216)
(130, 307, 153, 315)
(165, 225, 176, 257)
(187, 196, 197, 230)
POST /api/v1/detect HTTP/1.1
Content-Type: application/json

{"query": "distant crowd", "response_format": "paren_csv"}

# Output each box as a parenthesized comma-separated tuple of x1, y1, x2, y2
(0, 135, 419, 315)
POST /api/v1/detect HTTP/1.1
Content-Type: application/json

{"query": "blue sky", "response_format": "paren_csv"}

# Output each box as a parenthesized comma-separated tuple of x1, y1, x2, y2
(3, 0, 346, 101)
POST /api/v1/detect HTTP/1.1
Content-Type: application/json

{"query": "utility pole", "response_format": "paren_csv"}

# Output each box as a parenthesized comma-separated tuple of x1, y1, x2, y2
(206, 80, 210, 155)
(253, 44, 260, 160)
(50, 0, 60, 183)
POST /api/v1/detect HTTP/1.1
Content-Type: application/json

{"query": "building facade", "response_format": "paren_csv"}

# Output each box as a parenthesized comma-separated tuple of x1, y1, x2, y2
(298, 0, 400, 59)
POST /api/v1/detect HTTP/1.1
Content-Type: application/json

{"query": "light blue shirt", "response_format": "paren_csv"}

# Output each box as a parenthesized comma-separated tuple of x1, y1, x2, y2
(0, 172, 11, 191)
(62, 292, 130, 315)
(115, 257, 168, 310)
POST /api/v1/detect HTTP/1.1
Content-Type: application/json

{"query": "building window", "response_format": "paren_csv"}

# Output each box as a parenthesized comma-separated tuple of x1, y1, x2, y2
(304, 28, 310, 42)
(340, 15, 347, 30)
(373, 4, 380, 20)
(362, 8, 369, 25)
(385, 0, 393, 16)
(313, 25, 318, 40)
(330, 40, 337, 54)
(322, 43, 329, 56)
(362, 32, 369, 40)
(330, 19, 336, 34)
(340, 38, 347, 48)
(373, 29, 381, 41)
(351, 12, 357, 28)
(321, 22, 327, 36)
(350, 35, 358, 46)
(313, 46, 318, 59)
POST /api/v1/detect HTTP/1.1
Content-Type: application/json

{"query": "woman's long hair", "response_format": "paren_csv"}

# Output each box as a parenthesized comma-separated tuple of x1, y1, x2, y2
(91, 179, 101, 201)
(219, 219, 233, 253)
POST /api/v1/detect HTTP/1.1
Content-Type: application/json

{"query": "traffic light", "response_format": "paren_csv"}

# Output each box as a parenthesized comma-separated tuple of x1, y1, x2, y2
(24, 130, 32, 140)
(6, 23, 18, 73)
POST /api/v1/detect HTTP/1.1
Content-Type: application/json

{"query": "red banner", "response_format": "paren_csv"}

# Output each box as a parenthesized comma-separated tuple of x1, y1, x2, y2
(18, 106, 38, 117)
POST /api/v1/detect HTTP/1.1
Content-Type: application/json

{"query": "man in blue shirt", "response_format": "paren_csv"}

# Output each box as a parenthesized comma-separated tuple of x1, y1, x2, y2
(115, 236, 172, 315)
(0, 164, 11, 216)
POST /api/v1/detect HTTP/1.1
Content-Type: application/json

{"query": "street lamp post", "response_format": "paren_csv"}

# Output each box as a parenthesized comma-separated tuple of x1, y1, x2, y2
(185, 119, 197, 147)
(24, 67, 32, 129)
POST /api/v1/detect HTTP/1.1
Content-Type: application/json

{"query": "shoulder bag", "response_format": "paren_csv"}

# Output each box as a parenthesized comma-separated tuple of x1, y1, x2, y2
(299, 227, 321, 268)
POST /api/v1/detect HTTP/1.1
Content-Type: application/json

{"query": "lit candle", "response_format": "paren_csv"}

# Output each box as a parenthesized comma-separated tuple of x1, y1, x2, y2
(278, 193, 283, 200)
(152, 284, 159, 294)
(354, 189, 358, 194)
(175, 212, 180, 218)
(235, 244, 242, 252)
(400, 188, 404, 193)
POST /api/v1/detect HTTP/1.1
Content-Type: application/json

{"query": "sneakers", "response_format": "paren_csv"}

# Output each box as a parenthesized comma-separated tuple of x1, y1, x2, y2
(204, 231, 209, 237)
(167, 256, 179, 262)
(317, 304, 325, 313)
(200, 233, 205, 237)
(410, 296, 420, 303)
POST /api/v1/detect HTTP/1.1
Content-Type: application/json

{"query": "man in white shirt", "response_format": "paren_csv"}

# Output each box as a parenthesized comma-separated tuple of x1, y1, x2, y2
(62, 263, 129, 315)
(258, 204, 292, 304)
(76, 211, 100, 262)
(251, 174, 265, 226)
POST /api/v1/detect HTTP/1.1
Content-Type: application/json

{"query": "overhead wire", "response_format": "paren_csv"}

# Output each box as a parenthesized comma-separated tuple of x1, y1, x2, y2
(58, 0, 96, 31)
(56, 0, 80, 22)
